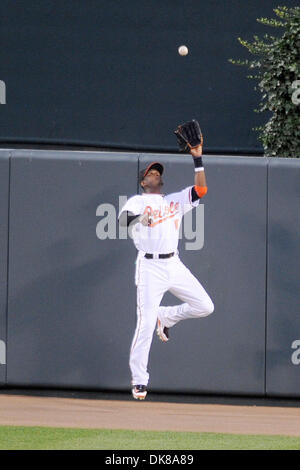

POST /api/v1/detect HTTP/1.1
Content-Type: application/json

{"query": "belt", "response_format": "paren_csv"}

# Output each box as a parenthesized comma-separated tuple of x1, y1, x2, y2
(144, 252, 175, 259)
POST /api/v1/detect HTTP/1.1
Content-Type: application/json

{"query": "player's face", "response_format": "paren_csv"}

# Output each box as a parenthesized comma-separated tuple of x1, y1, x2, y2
(142, 169, 163, 192)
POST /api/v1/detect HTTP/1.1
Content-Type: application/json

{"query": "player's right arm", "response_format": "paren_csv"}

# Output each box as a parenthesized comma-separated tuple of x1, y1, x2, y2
(119, 211, 139, 227)
(118, 195, 151, 227)
(119, 211, 151, 227)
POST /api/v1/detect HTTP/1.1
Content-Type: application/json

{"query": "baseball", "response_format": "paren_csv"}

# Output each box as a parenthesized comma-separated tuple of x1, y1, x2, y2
(178, 45, 188, 56)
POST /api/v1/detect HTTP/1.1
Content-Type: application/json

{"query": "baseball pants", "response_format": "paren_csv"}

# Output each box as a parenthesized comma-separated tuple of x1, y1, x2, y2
(130, 253, 214, 386)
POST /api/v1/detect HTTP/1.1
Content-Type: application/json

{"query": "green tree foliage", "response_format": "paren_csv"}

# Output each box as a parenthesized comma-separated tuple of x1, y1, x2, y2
(230, 6, 300, 157)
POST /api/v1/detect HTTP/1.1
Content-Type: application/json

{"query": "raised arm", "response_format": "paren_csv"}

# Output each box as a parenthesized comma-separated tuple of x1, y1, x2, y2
(174, 120, 208, 201)
(190, 144, 207, 200)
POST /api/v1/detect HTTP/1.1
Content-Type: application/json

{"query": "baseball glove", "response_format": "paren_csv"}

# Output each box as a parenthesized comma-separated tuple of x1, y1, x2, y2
(174, 120, 203, 152)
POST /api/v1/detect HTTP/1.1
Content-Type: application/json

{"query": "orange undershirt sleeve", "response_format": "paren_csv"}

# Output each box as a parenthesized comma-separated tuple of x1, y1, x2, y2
(194, 185, 208, 198)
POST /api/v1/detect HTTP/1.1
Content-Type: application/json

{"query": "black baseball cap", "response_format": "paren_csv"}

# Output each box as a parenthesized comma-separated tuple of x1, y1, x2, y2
(138, 162, 164, 185)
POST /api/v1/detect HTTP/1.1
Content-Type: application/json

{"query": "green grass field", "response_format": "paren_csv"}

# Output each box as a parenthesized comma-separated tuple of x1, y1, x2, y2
(0, 426, 299, 450)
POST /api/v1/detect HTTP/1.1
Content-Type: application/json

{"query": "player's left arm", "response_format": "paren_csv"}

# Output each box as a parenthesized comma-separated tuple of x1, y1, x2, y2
(190, 144, 207, 201)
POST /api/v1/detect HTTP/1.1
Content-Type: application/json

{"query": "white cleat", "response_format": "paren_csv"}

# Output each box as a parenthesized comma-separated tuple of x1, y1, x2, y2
(132, 385, 147, 400)
(156, 318, 169, 343)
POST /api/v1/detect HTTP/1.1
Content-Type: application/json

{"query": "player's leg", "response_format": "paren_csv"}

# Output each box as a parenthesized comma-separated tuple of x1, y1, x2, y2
(158, 257, 214, 330)
(130, 258, 167, 393)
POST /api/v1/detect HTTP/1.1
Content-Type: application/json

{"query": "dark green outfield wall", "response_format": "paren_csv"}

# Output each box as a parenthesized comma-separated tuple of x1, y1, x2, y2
(0, 0, 298, 153)
(0, 149, 299, 397)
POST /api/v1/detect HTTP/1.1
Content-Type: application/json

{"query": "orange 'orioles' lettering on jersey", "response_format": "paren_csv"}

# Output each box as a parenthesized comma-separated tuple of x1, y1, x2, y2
(143, 202, 180, 227)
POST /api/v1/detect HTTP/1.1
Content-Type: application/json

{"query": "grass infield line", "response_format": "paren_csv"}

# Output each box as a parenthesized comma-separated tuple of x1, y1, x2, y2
(0, 425, 300, 450)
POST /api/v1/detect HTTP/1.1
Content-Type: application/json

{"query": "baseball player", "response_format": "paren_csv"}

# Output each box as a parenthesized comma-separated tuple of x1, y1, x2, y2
(119, 120, 214, 400)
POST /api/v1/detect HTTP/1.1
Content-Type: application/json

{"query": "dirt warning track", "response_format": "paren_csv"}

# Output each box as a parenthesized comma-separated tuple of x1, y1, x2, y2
(0, 394, 300, 436)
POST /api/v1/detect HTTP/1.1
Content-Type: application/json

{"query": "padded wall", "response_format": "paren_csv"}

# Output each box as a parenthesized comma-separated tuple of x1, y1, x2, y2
(7, 150, 138, 389)
(266, 158, 300, 397)
(0, 151, 10, 384)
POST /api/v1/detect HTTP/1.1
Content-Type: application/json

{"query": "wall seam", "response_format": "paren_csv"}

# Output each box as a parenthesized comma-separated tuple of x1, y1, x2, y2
(264, 158, 269, 397)
(4, 152, 12, 386)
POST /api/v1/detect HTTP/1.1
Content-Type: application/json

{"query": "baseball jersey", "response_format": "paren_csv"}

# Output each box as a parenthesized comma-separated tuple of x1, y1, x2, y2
(119, 186, 199, 254)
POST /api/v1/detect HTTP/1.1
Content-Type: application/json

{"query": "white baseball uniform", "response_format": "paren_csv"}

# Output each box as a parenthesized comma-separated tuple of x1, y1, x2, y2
(119, 186, 214, 387)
